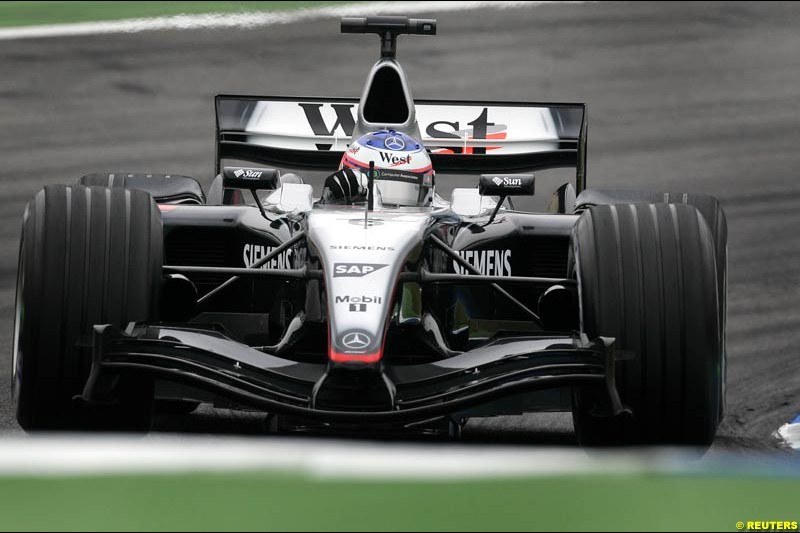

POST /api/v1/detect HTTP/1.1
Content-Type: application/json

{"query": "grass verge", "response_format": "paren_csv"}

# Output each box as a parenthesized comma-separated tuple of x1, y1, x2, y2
(0, 1, 352, 28)
(0, 471, 795, 531)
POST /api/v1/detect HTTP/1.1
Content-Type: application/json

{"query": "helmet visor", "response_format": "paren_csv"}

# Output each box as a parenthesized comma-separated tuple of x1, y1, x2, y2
(372, 168, 434, 207)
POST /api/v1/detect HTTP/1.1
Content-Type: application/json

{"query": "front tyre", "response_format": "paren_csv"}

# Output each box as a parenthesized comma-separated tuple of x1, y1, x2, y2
(572, 203, 723, 447)
(13, 185, 162, 431)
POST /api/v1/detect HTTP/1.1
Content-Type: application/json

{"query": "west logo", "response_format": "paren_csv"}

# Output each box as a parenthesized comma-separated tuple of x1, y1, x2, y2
(378, 152, 412, 166)
(453, 249, 512, 277)
(298, 103, 356, 150)
(298, 103, 503, 155)
(425, 107, 499, 155)
(334, 263, 388, 278)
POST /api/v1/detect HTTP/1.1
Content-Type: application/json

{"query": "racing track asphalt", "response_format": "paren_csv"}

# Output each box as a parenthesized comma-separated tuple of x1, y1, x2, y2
(0, 1, 799, 453)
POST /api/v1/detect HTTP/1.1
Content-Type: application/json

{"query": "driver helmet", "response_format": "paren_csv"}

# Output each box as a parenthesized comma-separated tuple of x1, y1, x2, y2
(340, 130, 434, 207)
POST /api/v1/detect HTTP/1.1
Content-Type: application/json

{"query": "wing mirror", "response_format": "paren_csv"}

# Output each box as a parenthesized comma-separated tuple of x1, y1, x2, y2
(478, 174, 535, 197)
(478, 173, 535, 224)
(222, 167, 281, 219)
(222, 167, 280, 191)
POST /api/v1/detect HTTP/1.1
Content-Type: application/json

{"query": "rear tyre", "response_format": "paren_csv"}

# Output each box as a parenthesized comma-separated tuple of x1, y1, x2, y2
(575, 190, 728, 360)
(13, 185, 162, 431)
(571, 204, 723, 446)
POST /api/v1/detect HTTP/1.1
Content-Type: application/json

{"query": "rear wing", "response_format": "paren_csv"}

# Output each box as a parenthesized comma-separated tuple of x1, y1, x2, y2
(215, 96, 588, 190)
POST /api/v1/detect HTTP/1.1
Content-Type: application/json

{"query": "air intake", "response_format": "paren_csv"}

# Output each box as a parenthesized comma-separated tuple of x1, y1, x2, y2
(362, 65, 410, 124)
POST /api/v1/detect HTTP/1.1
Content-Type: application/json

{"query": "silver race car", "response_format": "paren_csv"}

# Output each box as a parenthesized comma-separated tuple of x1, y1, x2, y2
(12, 16, 727, 446)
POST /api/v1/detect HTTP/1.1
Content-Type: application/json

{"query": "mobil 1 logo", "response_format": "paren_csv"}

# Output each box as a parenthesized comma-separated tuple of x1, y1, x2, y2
(336, 295, 382, 313)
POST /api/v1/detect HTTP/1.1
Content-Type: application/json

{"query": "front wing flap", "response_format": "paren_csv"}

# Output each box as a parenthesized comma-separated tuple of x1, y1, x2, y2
(83, 324, 623, 424)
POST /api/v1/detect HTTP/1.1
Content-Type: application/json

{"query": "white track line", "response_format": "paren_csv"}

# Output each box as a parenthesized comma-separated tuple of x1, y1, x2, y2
(0, 2, 581, 41)
(0, 435, 696, 479)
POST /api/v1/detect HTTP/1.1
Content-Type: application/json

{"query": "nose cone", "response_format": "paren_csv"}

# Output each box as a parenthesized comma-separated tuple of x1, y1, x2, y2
(307, 209, 430, 366)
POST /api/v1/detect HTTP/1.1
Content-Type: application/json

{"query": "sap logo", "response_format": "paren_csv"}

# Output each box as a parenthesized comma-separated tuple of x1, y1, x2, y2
(335, 295, 383, 305)
(453, 249, 512, 277)
(379, 152, 412, 166)
(330, 245, 395, 252)
(334, 263, 388, 278)
(492, 176, 522, 187)
(234, 169, 263, 179)
(243, 244, 293, 270)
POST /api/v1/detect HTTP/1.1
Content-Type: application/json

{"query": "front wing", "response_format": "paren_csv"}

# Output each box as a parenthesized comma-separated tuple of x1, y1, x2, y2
(83, 324, 624, 424)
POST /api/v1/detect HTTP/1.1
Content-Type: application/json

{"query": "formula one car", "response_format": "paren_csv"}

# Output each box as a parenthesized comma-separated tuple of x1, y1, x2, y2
(12, 16, 727, 446)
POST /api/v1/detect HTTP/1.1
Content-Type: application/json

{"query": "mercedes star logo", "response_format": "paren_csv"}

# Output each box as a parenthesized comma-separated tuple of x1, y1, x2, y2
(385, 136, 406, 151)
(342, 332, 371, 350)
